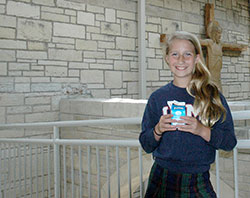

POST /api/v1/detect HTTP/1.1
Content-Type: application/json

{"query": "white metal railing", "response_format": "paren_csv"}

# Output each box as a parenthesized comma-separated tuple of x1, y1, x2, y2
(0, 110, 250, 198)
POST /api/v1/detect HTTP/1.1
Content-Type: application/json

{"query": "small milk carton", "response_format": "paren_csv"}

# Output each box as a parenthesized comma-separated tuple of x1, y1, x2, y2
(171, 103, 186, 125)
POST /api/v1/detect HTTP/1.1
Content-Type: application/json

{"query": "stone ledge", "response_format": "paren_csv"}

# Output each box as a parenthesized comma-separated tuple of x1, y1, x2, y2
(60, 98, 147, 118)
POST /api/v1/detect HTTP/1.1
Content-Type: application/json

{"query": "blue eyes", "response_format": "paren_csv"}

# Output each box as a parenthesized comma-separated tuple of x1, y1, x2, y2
(170, 52, 193, 58)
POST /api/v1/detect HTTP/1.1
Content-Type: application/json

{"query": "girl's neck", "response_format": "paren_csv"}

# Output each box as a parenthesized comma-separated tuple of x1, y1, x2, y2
(173, 78, 190, 88)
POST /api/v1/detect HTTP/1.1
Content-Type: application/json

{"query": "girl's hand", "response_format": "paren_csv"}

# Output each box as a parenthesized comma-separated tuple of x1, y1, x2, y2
(176, 116, 211, 141)
(154, 114, 176, 137)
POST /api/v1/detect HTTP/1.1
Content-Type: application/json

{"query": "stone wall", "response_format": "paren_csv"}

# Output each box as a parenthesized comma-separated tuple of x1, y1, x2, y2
(0, 0, 249, 125)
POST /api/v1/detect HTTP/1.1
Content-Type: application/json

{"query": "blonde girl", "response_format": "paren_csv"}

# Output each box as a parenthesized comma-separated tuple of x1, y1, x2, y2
(139, 31, 236, 197)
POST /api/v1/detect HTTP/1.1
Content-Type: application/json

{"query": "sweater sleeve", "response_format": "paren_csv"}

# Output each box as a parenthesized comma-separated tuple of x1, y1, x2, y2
(139, 96, 161, 153)
(208, 95, 237, 151)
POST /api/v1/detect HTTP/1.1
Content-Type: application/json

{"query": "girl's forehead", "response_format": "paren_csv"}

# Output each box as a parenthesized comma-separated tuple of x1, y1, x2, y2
(169, 39, 196, 50)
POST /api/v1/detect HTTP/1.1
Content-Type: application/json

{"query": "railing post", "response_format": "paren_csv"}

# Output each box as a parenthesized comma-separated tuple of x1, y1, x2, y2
(215, 150, 220, 198)
(53, 126, 60, 198)
(234, 148, 238, 198)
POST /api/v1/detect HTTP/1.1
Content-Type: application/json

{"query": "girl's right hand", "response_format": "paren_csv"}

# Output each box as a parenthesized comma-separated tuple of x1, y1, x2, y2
(155, 114, 177, 135)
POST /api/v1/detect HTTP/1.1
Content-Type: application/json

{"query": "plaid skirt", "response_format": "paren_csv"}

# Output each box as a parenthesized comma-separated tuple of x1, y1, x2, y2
(145, 162, 216, 198)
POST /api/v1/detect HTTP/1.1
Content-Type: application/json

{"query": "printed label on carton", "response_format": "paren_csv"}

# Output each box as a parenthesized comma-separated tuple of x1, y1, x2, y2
(171, 104, 186, 125)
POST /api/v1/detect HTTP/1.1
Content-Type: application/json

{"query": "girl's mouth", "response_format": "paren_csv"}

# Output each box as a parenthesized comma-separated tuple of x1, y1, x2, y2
(175, 66, 187, 70)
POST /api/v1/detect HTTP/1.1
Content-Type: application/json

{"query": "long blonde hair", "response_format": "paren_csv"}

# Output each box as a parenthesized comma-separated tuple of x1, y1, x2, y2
(165, 31, 226, 127)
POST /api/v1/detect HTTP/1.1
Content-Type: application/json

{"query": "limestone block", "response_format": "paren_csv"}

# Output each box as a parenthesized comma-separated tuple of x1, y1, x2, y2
(0, 62, 7, 75)
(106, 50, 122, 60)
(98, 41, 115, 49)
(38, 60, 67, 66)
(7, 106, 32, 114)
(77, 11, 95, 26)
(84, 51, 105, 59)
(114, 61, 130, 71)
(105, 8, 116, 23)
(25, 112, 59, 122)
(7, 114, 24, 123)
(229, 84, 241, 93)
(68, 70, 79, 77)
(146, 23, 158, 33)
(123, 71, 138, 81)
(70, 99, 103, 116)
(182, 22, 200, 34)
(53, 37, 74, 44)
(87, 4, 104, 13)
(111, 88, 127, 95)
(41, 6, 64, 14)
(41, 12, 70, 23)
(101, 22, 120, 36)
(7, 1, 40, 19)
(121, 20, 137, 38)
(17, 19, 52, 42)
(76, 39, 97, 51)
(45, 66, 67, 77)
(87, 26, 100, 33)
(148, 58, 163, 69)
(28, 42, 47, 51)
(181, 0, 200, 14)
(33, 0, 55, 6)
(33, 105, 50, 112)
(90, 63, 113, 70)
(147, 16, 161, 24)
(0, 15, 16, 28)
(0, 107, 5, 123)
(8, 71, 21, 76)
(91, 89, 110, 98)
(148, 33, 160, 48)
(0, 49, 15, 61)
(15, 83, 30, 93)
(0, 93, 24, 106)
(104, 71, 122, 88)
(96, 14, 105, 21)
(31, 77, 50, 83)
(0, 79, 13, 92)
(81, 70, 104, 84)
(161, 19, 181, 34)
(48, 49, 82, 61)
(54, 22, 85, 38)
(127, 82, 138, 94)
(148, 0, 163, 6)
(117, 10, 136, 20)
(0, 27, 15, 39)
(0, 39, 26, 49)
(92, 34, 115, 41)
(69, 62, 88, 69)
(116, 37, 135, 50)
(241, 83, 250, 92)
(146, 69, 159, 81)
(0, 5, 4, 14)
(31, 83, 62, 92)
(65, 9, 76, 16)
(57, 0, 85, 10)
(17, 51, 47, 60)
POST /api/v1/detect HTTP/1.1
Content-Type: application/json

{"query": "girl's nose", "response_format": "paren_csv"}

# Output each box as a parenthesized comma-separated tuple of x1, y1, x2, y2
(178, 55, 185, 63)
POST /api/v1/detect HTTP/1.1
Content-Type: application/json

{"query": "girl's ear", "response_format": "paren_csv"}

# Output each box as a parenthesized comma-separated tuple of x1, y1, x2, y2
(165, 55, 169, 64)
(195, 54, 200, 64)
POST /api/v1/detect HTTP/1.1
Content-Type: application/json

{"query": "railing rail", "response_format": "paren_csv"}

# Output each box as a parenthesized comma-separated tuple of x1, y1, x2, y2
(0, 110, 250, 198)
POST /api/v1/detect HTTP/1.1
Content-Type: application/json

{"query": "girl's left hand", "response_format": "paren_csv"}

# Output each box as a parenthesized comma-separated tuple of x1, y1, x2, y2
(176, 116, 211, 142)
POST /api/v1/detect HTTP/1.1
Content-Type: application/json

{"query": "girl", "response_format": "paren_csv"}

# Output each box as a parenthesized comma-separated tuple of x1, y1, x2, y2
(139, 31, 237, 197)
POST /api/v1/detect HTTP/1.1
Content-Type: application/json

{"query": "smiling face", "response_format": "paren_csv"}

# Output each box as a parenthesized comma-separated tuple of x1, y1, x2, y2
(165, 38, 200, 87)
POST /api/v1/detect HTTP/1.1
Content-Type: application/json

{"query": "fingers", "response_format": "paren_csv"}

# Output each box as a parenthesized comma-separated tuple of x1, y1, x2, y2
(175, 116, 202, 134)
(157, 114, 177, 133)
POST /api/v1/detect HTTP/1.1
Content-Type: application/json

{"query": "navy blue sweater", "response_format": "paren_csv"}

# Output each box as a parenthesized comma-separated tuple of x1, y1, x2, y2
(139, 82, 237, 173)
